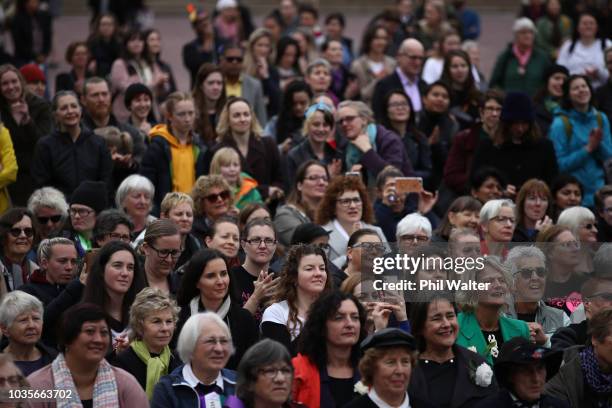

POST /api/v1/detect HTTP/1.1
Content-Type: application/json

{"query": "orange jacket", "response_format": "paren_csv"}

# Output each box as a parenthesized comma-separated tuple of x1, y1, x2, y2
(291, 353, 320, 408)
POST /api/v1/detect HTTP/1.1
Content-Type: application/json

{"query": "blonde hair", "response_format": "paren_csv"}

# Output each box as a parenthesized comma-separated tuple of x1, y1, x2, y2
(129, 287, 180, 340)
(160, 192, 194, 216)
(210, 147, 242, 188)
(216, 97, 262, 142)
(191, 175, 234, 216)
(244, 28, 274, 77)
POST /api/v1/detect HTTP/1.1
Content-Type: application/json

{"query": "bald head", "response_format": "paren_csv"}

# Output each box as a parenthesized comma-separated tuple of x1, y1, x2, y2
(397, 39, 424, 79)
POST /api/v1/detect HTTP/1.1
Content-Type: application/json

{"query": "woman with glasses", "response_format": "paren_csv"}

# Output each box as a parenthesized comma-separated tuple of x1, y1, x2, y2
(275, 161, 330, 247)
(557, 206, 598, 274)
(92, 209, 134, 248)
(141, 219, 182, 296)
(115, 174, 156, 243)
(479, 199, 516, 258)
(29, 303, 148, 406)
(513, 179, 553, 242)
(152, 312, 237, 407)
(27, 187, 69, 242)
(204, 216, 240, 269)
(0, 353, 30, 408)
(261, 244, 332, 355)
(159, 192, 202, 270)
(191, 175, 235, 242)
(395, 213, 432, 254)
(0, 207, 37, 294)
(176, 249, 257, 370)
(315, 175, 387, 266)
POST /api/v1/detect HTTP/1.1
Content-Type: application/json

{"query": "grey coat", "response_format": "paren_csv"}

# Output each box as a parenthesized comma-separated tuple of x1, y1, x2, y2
(241, 74, 267, 127)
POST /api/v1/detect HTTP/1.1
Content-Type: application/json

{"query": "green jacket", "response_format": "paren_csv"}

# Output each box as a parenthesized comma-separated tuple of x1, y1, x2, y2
(456, 311, 531, 365)
(489, 44, 552, 97)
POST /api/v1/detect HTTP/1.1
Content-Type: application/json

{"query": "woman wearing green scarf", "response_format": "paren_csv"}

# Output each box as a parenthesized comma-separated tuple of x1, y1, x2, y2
(112, 287, 181, 399)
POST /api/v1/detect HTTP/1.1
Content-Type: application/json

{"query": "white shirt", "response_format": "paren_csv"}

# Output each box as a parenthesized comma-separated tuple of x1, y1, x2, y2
(368, 389, 411, 408)
(182, 364, 225, 391)
(557, 38, 612, 88)
(261, 300, 305, 341)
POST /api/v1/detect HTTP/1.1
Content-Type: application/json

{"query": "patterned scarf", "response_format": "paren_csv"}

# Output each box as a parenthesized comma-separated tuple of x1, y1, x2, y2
(131, 340, 171, 399)
(51, 353, 119, 408)
(580, 346, 612, 405)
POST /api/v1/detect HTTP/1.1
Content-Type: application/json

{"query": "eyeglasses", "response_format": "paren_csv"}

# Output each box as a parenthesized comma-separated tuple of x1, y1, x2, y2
(399, 234, 429, 243)
(351, 243, 388, 255)
(9, 227, 34, 238)
(108, 232, 131, 242)
(37, 215, 62, 224)
(515, 267, 547, 279)
(244, 237, 277, 247)
(201, 336, 231, 347)
(204, 191, 231, 203)
(490, 216, 516, 225)
(583, 223, 597, 230)
(388, 101, 409, 109)
(69, 207, 94, 217)
(589, 292, 612, 301)
(224, 56, 243, 63)
(558, 240, 580, 250)
(336, 115, 358, 125)
(0, 374, 24, 387)
(304, 175, 329, 182)
(148, 244, 182, 259)
(258, 366, 292, 379)
(337, 197, 362, 207)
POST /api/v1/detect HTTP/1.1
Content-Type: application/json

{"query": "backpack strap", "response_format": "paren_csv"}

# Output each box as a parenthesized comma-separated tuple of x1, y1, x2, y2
(560, 115, 572, 141)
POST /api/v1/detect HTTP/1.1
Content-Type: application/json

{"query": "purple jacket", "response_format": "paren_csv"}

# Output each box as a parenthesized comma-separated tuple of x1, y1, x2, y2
(359, 125, 413, 176)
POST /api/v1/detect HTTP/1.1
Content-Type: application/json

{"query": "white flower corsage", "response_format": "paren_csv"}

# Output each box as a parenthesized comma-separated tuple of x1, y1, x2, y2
(467, 346, 477, 353)
(474, 363, 494, 387)
(353, 380, 368, 395)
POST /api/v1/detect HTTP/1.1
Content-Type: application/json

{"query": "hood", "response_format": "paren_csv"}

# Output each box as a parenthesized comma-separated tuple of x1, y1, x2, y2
(28, 268, 48, 284)
(240, 172, 258, 188)
(149, 124, 181, 148)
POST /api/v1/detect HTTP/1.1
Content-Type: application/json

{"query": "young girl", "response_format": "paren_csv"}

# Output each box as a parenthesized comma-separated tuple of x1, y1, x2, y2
(209, 147, 263, 209)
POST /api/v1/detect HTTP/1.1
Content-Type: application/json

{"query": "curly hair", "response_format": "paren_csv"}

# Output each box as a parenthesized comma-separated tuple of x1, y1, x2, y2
(129, 287, 180, 340)
(315, 175, 374, 225)
(298, 291, 367, 369)
(191, 175, 234, 217)
(273, 244, 333, 336)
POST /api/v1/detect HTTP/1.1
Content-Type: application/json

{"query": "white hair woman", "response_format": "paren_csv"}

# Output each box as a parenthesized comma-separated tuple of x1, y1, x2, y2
(479, 199, 516, 257)
(558, 206, 598, 274)
(396, 212, 432, 253)
(152, 312, 237, 407)
(115, 174, 156, 242)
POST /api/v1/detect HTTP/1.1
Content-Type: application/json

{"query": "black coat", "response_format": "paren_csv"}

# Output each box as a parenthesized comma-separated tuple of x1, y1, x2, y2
(551, 320, 588, 351)
(371, 71, 428, 122)
(87, 36, 121, 78)
(42, 279, 84, 348)
(31, 127, 114, 199)
(18, 270, 67, 307)
(344, 394, 436, 408)
(111, 346, 181, 392)
(182, 37, 217, 87)
(472, 390, 570, 408)
(10, 10, 52, 65)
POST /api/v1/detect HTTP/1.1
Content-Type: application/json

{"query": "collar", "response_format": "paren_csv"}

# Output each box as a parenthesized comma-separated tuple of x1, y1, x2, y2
(333, 219, 350, 241)
(368, 388, 410, 408)
(182, 364, 225, 391)
(510, 392, 540, 408)
(395, 67, 417, 87)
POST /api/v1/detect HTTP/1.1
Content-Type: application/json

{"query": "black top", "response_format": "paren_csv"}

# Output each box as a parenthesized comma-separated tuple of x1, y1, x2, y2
(516, 312, 537, 322)
(545, 274, 587, 315)
(230, 266, 257, 307)
(328, 376, 356, 408)
(418, 358, 458, 408)
(15, 357, 46, 377)
(112, 346, 181, 391)
(81, 400, 93, 408)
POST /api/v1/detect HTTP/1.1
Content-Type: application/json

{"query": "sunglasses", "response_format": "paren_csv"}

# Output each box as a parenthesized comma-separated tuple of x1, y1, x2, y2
(225, 56, 243, 63)
(9, 227, 34, 238)
(583, 223, 596, 230)
(37, 215, 62, 224)
(515, 267, 547, 279)
(204, 191, 231, 203)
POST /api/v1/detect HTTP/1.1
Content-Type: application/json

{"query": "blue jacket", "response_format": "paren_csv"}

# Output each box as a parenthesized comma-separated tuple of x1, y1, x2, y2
(548, 107, 612, 207)
(152, 364, 237, 408)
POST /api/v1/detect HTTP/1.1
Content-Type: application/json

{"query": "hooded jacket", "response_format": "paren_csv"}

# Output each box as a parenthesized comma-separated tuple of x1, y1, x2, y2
(234, 172, 262, 209)
(18, 268, 67, 306)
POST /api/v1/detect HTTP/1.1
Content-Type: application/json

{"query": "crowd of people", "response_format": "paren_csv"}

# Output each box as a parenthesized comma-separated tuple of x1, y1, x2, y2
(0, 0, 612, 406)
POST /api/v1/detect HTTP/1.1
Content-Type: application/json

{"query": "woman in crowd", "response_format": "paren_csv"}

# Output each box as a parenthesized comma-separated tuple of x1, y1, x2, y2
(264, 80, 311, 149)
(275, 161, 329, 247)
(193, 63, 226, 147)
(261, 244, 332, 355)
(191, 175, 234, 241)
(0, 207, 37, 293)
(0, 353, 30, 408)
(0, 64, 52, 205)
(27, 187, 69, 242)
(182, 8, 217, 86)
(275, 36, 303, 90)
(55, 41, 94, 96)
(215, 97, 284, 201)
(125, 83, 155, 136)
(479, 199, 516, 257)
(304, 59, 336, 104)
(409, 295, 498, 407)
(244, 28, 281, 119)
(432, 196, 481, 242)
(29, 303, 149, 406)
(440, 49, 482, 130)
(92, 209, 133, 248)
(209, 147, 263, 210)
(556, 12, 611, 88)
(231, 218, 278, 316)
(533, 64, 569, 136)
(115, 174, 156, 242)
(322, 39, 350, 102)
(379, 90, 432, 183)
(292, 291, 367, 408)
(536, 0, 573, 59)
(549, 74, 612, 207)
(238, 203, 272, 232)
(112, 288, 181, 398)
(159, 192, 202, 270)
(204, 216, 240, 268)
(315, 175, 386, 264)
(414, 0, 453, 52)
(557, 206, 598, 272)
(550, 173, 583, 221)
(141, 91, 208, 213)
(341, 229, 386, 285)
(0, 291, 56, 376)
(176, 248, 257, 370)
(87, 13, 121, 78)
(348, 24, 396, 105)
(140, 219, 182, 295)
(152, 313, 237, 406)
(143, 28, 177, 104)
(513, 179, 553, 242)
(421, 30, 462, 84)
(395, 212, 432, 253)
(456, 256, 532, 365)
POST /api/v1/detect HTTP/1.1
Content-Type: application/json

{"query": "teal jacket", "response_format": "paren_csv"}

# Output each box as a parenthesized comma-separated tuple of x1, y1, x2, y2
(456, 311, 530, 365)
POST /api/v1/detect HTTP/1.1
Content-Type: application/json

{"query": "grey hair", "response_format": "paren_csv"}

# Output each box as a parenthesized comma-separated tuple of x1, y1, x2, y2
(557, 206, 595, 239)
(176, 312, 234, 363)
(594, 244, 612, 278)
(128, 287, 180, 340)
(0, 291, 44, 328)
(337, 100, 374, 124)
(27, 187, 69, 218)
(36, 237, 76, 263)
(396, 213, 432, 241)
(448, 227, 479, 244)
(505, 246, 546, 277)
(305, 58, 331, 76)
(479, 199, 515, 224)
(458, 255, 512, 311)
(462, 40, 479, 53)
(115, 174, 155, 209)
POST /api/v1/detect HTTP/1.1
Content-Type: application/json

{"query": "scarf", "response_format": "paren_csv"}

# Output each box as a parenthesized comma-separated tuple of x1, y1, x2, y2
(512, 43, 532, 70)
(581, 346, 612, 400)
(190, 295, 232, 320)
(51, 353, 119, 408)
(345, 123, 378, 174)
(131, 340, 171, 399)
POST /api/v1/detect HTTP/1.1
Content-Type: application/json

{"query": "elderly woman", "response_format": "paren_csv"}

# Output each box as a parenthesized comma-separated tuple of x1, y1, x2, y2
(0, 208, 37, 293)
(112, 288, 181, 398)
(505, 246, 570, 348)
(409, 295, 498, 407)
(27, 187, 69, 242)
(513, 179, 553, 242)
(176, 249, 257, 370)
(336, 100, 411, 181)
(191, 175, 235, 242)
(432, 196, 481, 242)
(291, 291, 367, 408)
(28, 303, 148, 406)
(490, 17, 552, 97)
(456, 256, 531, 365)
(0, 291, 56, 376)
(140, 219, 182, 295)
(557, 206, 598, 273)
(159, 192, 202, 270)
(345, 328, 433, 408)
(315, 175, 386, 265)
(152, 312, 237, 407)
(116, 174, 156, 242)
(479, 199, 516, 257)
(396, 213, 432, 254)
